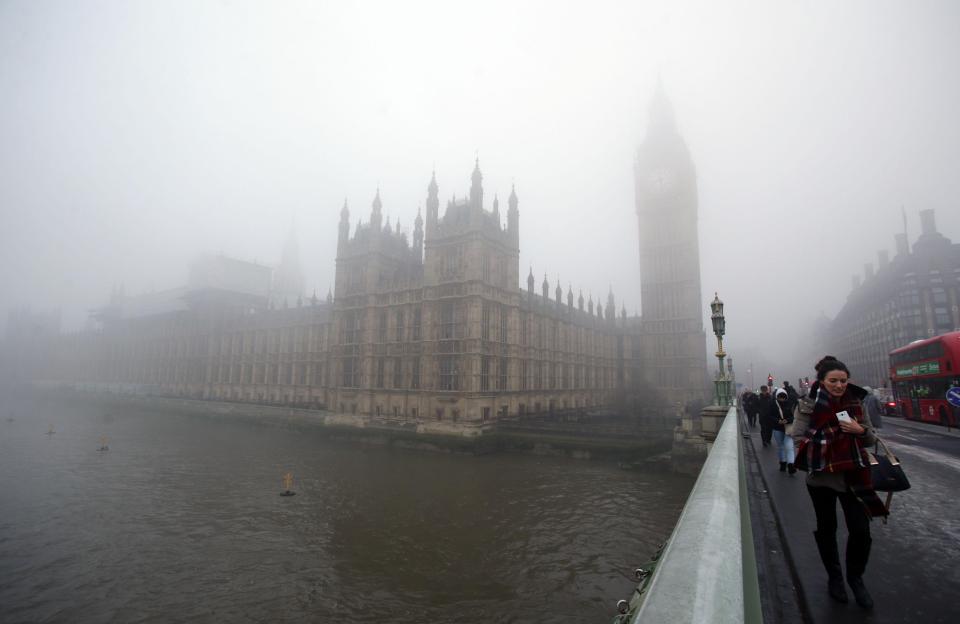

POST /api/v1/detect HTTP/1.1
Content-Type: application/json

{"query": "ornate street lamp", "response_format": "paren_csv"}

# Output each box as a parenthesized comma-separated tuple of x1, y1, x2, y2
(710, 293, 731, 406)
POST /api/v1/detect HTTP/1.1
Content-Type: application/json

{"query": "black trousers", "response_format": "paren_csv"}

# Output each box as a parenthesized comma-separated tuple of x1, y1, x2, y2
(807, 485, 872, 579)
(760, 419, 773, 444)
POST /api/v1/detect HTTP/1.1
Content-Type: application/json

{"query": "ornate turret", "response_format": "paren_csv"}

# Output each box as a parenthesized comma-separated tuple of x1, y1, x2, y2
(527, 267, 535, 295)
(588, 294, 594, 315)
(567, 285, 573, 308)
(507, 185, 519, 242)
(338, 199, 350, 250)
(542, 273, 549, 300)
(426, 171, 439, 233)
(578, 290, 584, 311)
(370, 188, 383, 231)
(607, 288, 616, 322)
(555, 280, 562, 306)
(413, 207, 424, 259)
(469, 158, 483, 210)
(492, 194, 500, 227)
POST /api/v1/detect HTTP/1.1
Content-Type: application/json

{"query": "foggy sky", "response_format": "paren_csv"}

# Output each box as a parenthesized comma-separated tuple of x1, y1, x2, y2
(2, 0, 959, 382)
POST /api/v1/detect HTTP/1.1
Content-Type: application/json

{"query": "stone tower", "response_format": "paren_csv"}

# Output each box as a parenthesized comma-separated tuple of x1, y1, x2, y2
(272, 223, 305, 306)
(634, 82, 709, 407)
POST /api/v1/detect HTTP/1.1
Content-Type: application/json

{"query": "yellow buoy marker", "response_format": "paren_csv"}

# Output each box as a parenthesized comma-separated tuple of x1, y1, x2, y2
(280, 472, 296, 497)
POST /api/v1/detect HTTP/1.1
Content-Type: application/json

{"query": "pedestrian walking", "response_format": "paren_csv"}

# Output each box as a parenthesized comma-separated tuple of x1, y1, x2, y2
(767, 388, 795, 473)
(792, 356, 886, 609)
(783, 380, 799, 407)
(742, 390, 759, 428)
(862, 385, 883, 430)
(757, 385, 774, 447)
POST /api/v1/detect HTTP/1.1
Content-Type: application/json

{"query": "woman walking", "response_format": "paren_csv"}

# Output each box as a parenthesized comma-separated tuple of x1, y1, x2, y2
(768, 388, 795, 473)
(792, 356, 886, 609)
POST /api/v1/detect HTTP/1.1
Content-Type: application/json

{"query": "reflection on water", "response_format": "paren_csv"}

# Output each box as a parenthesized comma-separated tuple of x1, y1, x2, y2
(0, 394, 693, 623)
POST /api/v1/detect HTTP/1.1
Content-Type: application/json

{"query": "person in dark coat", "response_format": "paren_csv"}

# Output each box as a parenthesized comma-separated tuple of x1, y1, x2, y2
(757, 385, 774, 446)
(767, 388, 796, 473)
(792, 356, 884, 610)
(783, 381, 799, 407)
(742, 390, 759, 428)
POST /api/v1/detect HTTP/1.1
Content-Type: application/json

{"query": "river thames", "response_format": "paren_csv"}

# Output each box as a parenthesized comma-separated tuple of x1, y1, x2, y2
(0, 393, 693, 623)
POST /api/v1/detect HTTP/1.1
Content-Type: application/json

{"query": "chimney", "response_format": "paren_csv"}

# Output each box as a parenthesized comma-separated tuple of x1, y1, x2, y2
(919, 209, 937, 236)
(852, 275, 861, 289)
(895, 233, 909, 256)
(864, 263, 874, 280)
(878, 250, 889, 268)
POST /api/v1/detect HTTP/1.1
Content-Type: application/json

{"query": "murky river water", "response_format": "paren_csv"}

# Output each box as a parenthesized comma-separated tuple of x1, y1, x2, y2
(0, 393, 692, 623)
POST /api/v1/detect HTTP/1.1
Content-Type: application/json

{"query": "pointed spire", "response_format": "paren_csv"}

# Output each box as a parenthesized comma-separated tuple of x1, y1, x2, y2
(338, 198, 351, 247)
(413, 206, 424, 257)
(578, 289, 584, 311)
(311, 289, 318, 306)
(326, 288, 333, 303)
(567, 284, 573, 307)
(426, 171, 440, 230)
(469, 157, 483, 209)
(370, 189, 383, 231)
(527, 266, 535, 292)
(542, 273, 549, 300)
(506, 184, 519, 242)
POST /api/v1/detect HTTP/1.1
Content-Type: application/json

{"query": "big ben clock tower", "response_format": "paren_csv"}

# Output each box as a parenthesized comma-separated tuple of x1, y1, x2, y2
(635, 82, 709, 407)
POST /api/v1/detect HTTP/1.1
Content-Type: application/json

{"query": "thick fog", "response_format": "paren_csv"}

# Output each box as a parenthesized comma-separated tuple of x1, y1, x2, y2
(2, 0, 959, 381)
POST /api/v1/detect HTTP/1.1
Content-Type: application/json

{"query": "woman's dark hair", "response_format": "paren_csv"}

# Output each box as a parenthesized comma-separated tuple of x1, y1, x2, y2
(815, 355, 850, 381)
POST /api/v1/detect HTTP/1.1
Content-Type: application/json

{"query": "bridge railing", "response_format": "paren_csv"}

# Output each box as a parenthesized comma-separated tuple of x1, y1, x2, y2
(617, 406, 761, 624)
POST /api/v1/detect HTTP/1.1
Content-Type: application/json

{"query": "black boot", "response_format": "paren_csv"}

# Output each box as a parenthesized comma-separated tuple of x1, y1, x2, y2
(779, 461, 787, 472)
(848, 577, 873, 609)
(847, 533, 873, 609)
(788, 463, 797, 475)
(813, 530, 848, 603)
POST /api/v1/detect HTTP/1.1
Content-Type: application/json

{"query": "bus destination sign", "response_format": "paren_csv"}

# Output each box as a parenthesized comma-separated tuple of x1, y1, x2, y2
(895, 360, 941, 377)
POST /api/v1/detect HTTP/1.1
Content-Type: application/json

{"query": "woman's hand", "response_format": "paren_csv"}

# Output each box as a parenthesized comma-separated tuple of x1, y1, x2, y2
(838, 419, 865, 435)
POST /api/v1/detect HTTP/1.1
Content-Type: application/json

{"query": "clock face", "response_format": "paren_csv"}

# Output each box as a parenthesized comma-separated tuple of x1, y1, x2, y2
(647, 167, 676, 194)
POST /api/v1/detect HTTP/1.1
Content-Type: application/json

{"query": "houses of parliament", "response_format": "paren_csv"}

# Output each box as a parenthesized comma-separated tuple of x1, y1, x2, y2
(26, 88, 709, 424)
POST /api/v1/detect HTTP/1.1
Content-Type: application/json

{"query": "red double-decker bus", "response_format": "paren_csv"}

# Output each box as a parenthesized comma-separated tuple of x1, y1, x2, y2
(889, 330, 960, 426)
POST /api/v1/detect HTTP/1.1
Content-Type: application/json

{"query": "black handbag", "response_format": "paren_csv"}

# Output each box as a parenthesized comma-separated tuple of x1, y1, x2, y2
(867, 437, 910, 493)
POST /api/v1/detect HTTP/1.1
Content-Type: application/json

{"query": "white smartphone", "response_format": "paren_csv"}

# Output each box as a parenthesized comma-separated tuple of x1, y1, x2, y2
(836, 411, 852, 423)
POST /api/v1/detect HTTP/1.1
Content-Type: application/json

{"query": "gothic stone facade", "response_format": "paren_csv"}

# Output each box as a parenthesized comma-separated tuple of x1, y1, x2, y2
(47, 163, 636, 425)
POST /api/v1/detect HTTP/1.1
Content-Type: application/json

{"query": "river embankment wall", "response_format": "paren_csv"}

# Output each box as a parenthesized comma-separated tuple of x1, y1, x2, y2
(19, 386, 674, 462)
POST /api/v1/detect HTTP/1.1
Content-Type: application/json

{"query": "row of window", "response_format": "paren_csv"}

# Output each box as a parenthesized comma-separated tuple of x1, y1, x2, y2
(340, 356, 614, 392)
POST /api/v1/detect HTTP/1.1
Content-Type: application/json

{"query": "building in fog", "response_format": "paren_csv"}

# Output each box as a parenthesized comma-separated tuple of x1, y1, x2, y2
(29, 87, 714, 423)
(42, 162, 633, 423)
(831, 209, 960, 387)
(633, 82, 709, 407)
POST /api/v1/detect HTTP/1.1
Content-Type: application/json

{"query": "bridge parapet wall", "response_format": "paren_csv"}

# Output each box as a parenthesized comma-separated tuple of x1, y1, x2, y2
(618, 407, 761, 624)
